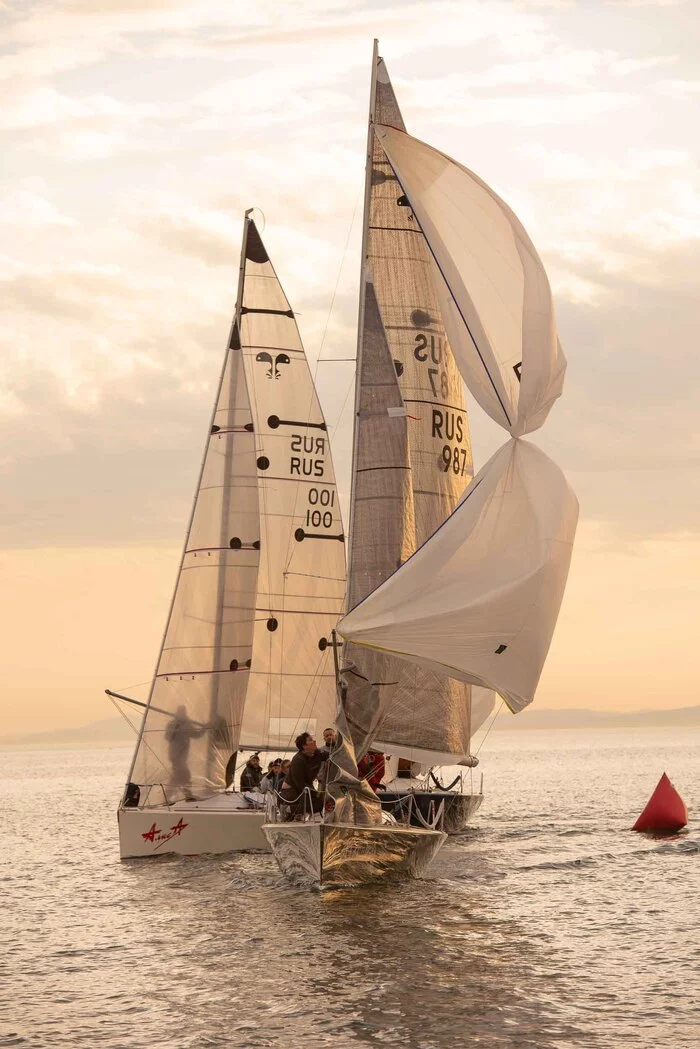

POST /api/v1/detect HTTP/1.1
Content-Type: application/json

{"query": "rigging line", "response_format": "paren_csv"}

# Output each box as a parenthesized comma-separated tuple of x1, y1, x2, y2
(474, 699, 504, 757)
(327, 372, 355, 439)
(313, 187, 362, 385)
(115, 679, 151, 696)
(108, 694, 142, 735)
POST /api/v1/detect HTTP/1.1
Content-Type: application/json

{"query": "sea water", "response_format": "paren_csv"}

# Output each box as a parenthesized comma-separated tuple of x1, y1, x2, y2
(2, 727, 698, 1048)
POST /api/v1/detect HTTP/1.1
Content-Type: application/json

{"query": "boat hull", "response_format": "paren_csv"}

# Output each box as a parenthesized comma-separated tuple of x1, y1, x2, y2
(262, 821, 447, 889)
(379, 791, 483, 834)
(118, 796, 268, 858)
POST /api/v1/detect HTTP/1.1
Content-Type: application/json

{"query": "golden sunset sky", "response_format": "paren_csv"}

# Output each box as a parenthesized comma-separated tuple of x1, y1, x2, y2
(2, 0, 699, 733)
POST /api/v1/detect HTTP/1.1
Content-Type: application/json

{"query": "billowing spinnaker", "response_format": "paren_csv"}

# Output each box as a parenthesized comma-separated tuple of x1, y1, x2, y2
(374, 125, 567, 438)
(339, 439, 578, 713)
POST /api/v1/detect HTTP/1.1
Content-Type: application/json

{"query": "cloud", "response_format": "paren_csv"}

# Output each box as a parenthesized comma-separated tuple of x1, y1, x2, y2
(0, 179, 77, 228)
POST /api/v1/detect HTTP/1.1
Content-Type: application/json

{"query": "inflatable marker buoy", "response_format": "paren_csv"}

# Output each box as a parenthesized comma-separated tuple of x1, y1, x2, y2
(632, 772, 688, 833)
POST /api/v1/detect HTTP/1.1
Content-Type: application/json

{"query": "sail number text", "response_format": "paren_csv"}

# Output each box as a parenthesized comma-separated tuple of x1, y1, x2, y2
(290, 433, 326, 479)
(432, 409, 469, 476)
(305, 486, 335, 529)
(414, 333, 449, 399)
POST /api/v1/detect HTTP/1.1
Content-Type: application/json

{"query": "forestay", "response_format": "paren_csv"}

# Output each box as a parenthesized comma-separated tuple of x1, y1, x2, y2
(339, 438, 579, 714)
(130, 218, 345, 805)
(374, 125, 567, 438)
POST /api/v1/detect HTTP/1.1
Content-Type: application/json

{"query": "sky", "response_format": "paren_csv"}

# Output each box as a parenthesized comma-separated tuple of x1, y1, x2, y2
(2, 0, 699, 734)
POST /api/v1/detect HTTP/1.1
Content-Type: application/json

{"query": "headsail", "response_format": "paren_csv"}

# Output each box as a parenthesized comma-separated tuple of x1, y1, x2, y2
(374, 124, 567, 438)
(339, 438, 579, 714)
(343, 46, 491, 762)
(129, 216, 345, 805)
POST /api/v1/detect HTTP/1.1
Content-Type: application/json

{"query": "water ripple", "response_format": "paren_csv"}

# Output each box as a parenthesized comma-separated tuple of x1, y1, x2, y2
(2, 732, 699, 1048)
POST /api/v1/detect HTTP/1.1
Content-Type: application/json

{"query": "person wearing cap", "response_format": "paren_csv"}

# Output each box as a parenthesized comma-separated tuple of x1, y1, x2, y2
(239, 753, 263, 792)
(260, 758, 285, 794)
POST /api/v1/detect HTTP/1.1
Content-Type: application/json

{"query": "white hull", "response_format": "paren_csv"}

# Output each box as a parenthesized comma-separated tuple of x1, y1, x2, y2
(263, 820, 447, 889)
(118, 794, 268, 859)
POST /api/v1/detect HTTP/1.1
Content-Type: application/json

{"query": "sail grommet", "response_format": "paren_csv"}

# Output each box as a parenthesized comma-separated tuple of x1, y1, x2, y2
(294, 528, 305, 542)
(410, 309, 432, 327)
(257, 456, 270, 470)
(253, 539, 261, 550)
(397, 194, 410, 207)
(318, 637, 329, 651)
(268, 415, 280, 429)
(267, 617, 279, 632)
(229, 659, 239, 671)
(393, 360, 404, 377)
(244, 422, 254, 432)
(245, 659, 252, 669)
(230, 537, 242, 549)
(210, 424, 221, 434)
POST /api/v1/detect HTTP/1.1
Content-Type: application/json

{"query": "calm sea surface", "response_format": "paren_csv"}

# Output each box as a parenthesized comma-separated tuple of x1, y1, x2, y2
(2, 728, 698, 1049)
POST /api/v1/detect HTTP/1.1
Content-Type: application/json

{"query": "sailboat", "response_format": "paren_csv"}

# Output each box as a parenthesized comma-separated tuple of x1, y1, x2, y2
(116, 212, 346, 859)
(346, 45, 496, 833)
(263, 41, 578, 889)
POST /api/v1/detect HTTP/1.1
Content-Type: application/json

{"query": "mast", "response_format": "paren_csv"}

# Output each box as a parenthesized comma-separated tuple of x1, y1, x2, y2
(346, 39, 379, 585)
(123, 213, 254, 794)
(205, 209, 253, 781)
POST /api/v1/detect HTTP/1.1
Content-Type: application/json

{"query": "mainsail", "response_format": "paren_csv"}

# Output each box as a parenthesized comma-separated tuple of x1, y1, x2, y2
(129, 215, 346, 806)
(343, 47, 492, 763)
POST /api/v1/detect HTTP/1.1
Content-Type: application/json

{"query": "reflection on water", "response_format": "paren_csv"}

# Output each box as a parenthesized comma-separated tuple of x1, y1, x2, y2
(2, 730, 698, 1048)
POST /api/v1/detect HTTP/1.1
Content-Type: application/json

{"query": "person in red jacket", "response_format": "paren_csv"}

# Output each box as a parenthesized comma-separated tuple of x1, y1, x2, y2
(357, 750, 385, 793)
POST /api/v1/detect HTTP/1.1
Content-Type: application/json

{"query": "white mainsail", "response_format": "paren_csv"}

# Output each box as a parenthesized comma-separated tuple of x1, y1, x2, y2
(340, 439, 578, 713)
(129, 216, 345, 805)
(343, 48, 493, 764)
(374, 124, 567, 439)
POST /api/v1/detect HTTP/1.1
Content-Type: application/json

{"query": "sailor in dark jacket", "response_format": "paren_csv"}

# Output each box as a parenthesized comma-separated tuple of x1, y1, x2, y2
(239, 753, 262, 792)
(280, 732, 324, 815)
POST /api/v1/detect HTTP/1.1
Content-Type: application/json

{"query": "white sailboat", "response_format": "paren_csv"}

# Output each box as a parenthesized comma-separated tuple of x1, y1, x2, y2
(264, 41, 578, 889)
(116, 212, 346, 859)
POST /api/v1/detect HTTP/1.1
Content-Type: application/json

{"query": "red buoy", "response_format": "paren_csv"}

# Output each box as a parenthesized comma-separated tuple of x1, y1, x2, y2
(632, 772, 688, 833)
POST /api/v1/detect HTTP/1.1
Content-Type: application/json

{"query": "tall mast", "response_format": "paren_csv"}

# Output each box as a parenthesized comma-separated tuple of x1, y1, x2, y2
(205, 209, 253, 779)
(123, 211, 253, 793)
(345, 39, 379, 595)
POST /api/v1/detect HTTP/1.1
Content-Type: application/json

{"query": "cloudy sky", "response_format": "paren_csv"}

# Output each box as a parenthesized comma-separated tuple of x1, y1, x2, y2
(3, 0, 699, 734)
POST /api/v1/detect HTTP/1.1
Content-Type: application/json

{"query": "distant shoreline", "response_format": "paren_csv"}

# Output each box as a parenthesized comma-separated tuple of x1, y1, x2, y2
(2, 705, 699, 746)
